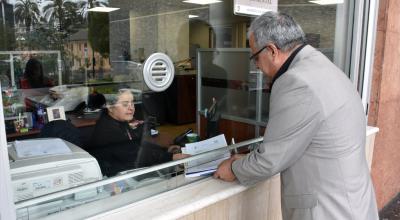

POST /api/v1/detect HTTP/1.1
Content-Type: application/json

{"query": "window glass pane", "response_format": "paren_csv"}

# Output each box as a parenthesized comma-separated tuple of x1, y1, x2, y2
(0, 0, 354, 218)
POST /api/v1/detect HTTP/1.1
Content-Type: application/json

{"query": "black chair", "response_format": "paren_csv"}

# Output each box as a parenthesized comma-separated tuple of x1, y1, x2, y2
(141, 92, 167, 124)
(134, 140, 177, 180)
(87, 92, 106, 110)
(135, 140, 170, 168)
(39, 120, 82, 147)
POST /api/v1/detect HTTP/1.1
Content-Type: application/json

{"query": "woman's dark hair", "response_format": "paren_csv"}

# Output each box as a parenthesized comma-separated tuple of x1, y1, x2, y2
(24, 58, 44, 88)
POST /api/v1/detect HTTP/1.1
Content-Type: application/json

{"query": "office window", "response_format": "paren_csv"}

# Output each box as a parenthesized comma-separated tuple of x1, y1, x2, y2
(0, 0, 371, 219)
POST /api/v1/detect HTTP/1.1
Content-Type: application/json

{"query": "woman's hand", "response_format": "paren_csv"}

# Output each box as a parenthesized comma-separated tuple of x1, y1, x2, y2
(167, 145, 182, 154)
(172, 153, 191, 160)
(129, 119, 144, 128)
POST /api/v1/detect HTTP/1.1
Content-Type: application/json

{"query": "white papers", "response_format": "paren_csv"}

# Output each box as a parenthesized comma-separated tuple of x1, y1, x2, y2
(182, 134, 230, 177)
(184, 156, 228, 177)
(14, 138, 72, 158)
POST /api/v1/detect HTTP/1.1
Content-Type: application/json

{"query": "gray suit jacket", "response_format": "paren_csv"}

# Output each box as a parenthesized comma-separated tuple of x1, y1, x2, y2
(232, 45, 378, 220)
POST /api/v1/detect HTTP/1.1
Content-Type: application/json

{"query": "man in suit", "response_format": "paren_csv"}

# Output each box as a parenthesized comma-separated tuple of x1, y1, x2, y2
(214, 11, 378, 220)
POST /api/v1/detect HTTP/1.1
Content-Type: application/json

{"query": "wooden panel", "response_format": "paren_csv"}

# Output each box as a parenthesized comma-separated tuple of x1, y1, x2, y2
(166, 75, 197, 124)
(177, 75, 197, 124)
(199, 115, 265, 142)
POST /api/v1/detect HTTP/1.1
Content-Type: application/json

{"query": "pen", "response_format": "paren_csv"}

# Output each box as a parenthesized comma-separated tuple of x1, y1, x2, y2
(208, 97, 217, 115)
(231, 138, 238, 154)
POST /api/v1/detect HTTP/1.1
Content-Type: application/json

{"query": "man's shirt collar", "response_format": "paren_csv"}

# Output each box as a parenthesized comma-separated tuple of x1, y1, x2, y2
(271, 44, 307, 87)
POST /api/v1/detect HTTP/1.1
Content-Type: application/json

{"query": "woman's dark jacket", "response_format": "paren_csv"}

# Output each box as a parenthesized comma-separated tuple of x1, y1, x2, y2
(88, 111, 172, 176)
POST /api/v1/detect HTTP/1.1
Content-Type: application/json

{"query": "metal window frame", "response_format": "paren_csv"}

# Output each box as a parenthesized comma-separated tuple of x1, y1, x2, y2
(348, 0, 379, 114)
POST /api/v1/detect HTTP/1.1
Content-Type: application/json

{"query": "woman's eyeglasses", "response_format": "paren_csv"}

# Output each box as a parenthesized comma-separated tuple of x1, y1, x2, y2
(116, 101, 135, 108)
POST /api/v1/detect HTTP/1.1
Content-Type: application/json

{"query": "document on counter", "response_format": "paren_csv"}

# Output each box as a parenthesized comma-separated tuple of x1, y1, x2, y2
(15, 138, 71, 158)
(182, 134, 229, 177)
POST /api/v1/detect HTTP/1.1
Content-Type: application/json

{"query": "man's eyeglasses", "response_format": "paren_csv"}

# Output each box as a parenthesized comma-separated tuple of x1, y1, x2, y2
(249, 45, 267, 63)
(116, 101, 135, 108)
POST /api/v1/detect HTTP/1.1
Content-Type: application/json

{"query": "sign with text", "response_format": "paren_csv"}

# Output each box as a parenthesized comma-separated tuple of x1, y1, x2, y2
(234, 0, 278, 17)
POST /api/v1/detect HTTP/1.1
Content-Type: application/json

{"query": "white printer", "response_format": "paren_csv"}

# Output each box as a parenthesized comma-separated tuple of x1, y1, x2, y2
(8, 138, 103, 203)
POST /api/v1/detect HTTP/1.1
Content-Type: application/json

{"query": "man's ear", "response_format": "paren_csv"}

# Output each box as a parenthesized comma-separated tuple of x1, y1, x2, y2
(267, 44, 279, 57)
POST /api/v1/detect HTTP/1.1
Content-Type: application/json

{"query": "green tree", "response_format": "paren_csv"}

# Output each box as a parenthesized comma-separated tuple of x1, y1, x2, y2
(14, 0, 40, 32)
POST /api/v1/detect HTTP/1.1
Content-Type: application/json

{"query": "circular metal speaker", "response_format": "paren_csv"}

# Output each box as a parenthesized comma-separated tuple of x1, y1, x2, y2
(142, 53, 175, 92)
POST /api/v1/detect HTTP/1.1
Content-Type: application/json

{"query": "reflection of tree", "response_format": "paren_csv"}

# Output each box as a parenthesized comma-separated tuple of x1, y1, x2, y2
(0, 18, 15, 50)
(11, 0, 111, 82)
(25, 24, 58, 49)
(88, 9, 109, 77)
(0, 24, 15, 50)
(14, 0, 40, 32)
(75, 0, 110, 77)
(78, 0, 108, 20)
(42, 0, 80, 32)
(41, 0, 86, 83)
(88, 12, 109, 58)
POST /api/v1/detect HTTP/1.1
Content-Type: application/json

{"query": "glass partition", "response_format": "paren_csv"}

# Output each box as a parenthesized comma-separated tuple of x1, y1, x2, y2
(0, 0, 360, 219)
(13, 137, 262, 219)
(197, 48, 269, 139)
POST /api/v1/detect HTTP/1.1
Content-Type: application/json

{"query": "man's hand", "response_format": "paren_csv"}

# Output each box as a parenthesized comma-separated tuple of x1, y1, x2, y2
(213, 154, 244, 182)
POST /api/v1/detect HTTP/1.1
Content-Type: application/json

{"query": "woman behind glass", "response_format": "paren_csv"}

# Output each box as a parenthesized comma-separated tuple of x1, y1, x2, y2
(88, 89, 188, 177)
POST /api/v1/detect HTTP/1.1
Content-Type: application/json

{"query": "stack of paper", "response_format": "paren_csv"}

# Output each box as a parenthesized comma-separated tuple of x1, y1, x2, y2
(181, 134, 230, 177)
(14, 138, 71, 158)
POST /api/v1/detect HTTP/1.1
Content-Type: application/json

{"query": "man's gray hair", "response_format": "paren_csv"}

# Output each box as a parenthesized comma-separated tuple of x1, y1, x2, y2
(248, 11, 306, 52)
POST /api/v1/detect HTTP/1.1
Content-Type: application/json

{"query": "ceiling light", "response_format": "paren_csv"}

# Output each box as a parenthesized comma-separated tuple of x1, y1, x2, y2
(309, 0, 344, 5)
(188, 14, 199, 18)
(183, 0, 222, 5)
(87, 7, 120, 12)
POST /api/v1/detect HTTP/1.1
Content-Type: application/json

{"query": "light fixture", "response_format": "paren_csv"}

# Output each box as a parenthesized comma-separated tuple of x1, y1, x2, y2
(188, 14, 199, 18)
(309, 0, 344, 5)
(183, 0, 222, 5)
(87, 7, 120, 12)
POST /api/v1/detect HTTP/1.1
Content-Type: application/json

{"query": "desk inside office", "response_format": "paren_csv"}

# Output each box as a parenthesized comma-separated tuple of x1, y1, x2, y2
(6, 113, 100, 142)
(6, 113, 180, 151)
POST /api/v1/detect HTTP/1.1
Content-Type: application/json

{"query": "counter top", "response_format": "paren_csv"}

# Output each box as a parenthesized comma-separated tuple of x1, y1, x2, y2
(42, 175, 255, 220)
(96, 178, 248, 220)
